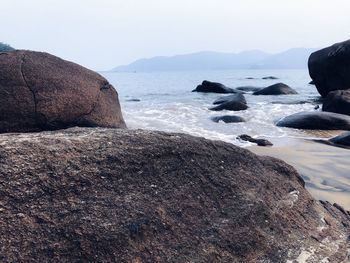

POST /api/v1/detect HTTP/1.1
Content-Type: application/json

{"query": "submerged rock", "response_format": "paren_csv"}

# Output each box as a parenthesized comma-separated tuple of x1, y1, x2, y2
(262, 76, 279, 80)
(323, 89, 350, 116)
(192, 80, 237, 93)
(0, 50, 126, 132)
(210, 93, 248, 111)
(308, 39, 350, 97)
(126, 98, 141, 102)
(0, 127, 348, 262)
(253, 83, 298, 95)
(276, 111, 350, 130)
(236, 86, 262, 93)
(237, 134, 273, 146)
(211, 115, 245, 123)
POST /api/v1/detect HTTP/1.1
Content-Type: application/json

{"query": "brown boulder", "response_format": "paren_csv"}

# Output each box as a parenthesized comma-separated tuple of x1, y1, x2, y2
(0, 128, 348, 262)
(0, 50, 126, 132)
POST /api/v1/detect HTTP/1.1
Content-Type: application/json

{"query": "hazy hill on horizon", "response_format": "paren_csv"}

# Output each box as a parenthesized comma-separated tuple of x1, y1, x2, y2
(112, 48, 317, 72)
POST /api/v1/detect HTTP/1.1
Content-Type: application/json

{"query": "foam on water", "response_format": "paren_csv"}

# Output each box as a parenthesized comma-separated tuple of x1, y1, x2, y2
(103, 69, 322, 146)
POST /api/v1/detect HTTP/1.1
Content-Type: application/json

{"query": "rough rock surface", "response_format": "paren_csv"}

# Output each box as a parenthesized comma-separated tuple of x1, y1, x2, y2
(0, 50, 126, 132)
(0, 128, 349, 262)
(276, 111, 350, 130)
(253, 83, 298, 95)
(192, 80, 237, 93)
(323, 89, 350, 116)
(210, 93, 248, 111)
(308, 39, 350, 97)
(211, 115, 245, 123)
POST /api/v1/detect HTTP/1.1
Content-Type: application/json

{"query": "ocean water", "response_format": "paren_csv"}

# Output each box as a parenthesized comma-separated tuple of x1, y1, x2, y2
(102, 69, 322, 145)
(102, 69, 350, 210)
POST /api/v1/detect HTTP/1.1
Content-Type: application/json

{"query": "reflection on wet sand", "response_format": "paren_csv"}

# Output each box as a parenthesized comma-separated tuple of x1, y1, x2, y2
(250, 137, 350, 210)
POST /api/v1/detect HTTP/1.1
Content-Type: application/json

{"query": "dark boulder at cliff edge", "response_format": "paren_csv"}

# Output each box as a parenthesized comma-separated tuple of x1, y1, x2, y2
(0, 50, 126, 132)
(308, 39, 350, 97)
(323, 89, 350, 116)
(0, 128, 348, 262)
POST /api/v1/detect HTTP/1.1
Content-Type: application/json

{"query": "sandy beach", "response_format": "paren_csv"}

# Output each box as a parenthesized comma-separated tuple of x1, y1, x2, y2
(250, 135, 350, 210)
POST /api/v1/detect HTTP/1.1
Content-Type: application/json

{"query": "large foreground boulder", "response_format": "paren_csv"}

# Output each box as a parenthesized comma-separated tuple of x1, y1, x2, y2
(308, 39, 350, 97)
(276, 111, 350, 130)
(253, 83, 297, 95)
(192, 80, 237, 93)
(0, 128, 349, 262)
(210, 93, 248, 111)
(323, 89, 350, 116)
(0, 50, 126, 132)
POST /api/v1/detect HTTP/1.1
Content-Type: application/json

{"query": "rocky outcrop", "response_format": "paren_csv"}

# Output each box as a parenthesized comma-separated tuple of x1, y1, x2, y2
(0, 50, 126, 133)
(211, 115, 245, 123)
(210, 93, 248, 111)
(253, 83, 298, 95)
(276, 111, 350, 130)
(192, 80, 237, 93)
(237, 134, 273, 146)
(0, 128, 348, 262)
(308, 39, 350, 97)
(323, 90, 350, 116)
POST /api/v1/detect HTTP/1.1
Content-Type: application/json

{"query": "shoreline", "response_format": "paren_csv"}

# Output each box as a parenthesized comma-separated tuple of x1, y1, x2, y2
(250, 136, 350, 210)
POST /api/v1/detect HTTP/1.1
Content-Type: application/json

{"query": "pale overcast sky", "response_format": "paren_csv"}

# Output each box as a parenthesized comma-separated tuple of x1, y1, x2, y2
(1, 0, 349, 70)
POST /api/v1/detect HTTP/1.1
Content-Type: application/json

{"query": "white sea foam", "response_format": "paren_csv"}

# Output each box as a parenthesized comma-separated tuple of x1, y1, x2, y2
(103, 69, 326, 147)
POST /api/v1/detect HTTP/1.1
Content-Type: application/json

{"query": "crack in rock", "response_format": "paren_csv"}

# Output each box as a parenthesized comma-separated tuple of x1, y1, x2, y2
(20, 54, 38, 119)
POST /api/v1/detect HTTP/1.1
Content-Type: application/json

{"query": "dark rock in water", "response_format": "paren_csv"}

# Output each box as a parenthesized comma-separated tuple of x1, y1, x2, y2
(276, 111, 350, 130)
(236, 86, 262, 92)
(309, 80, 315, 85)
(126, 98, 141, 102)
(308, 39, 350, 97)
(262, 76, 278, 80)
(245, 77, 256, 80)
(0, 50, 126, 133)
(271, 100, 311, 105)
(329, 131, 350, 147)
(210, 93, 248, 111)
(192, 80, 236, 93)
(237, 134, 273, 146)
(211, 115, 245, 123)
(253, 83, 298, 95)
(322, 90, 350, 116)
(0, 127, 348, 262)
(213, 94, 245, 105)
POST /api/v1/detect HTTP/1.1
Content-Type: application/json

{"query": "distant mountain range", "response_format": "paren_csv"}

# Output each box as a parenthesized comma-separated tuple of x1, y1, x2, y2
(112, 48, 317, 72)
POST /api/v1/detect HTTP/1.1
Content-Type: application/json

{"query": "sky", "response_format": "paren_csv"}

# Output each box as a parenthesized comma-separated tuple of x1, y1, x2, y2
(1, 0, 350, 70)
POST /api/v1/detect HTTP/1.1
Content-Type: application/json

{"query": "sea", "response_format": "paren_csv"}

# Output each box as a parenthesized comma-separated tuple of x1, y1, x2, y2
(102, 69, 321, 144)
(102, 69, 350, 209)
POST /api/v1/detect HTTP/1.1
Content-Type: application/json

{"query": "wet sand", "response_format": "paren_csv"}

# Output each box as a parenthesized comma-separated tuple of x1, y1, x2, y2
(250, 136, 350, 210)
